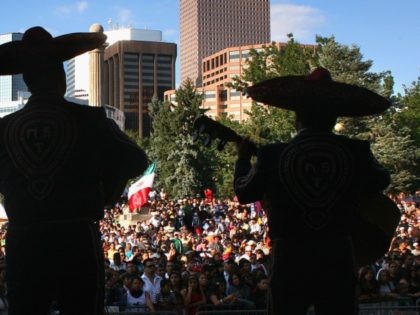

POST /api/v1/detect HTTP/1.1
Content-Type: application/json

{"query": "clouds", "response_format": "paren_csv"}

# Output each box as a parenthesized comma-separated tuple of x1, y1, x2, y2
(55, 1, 89, 15)
(163, 28, 178, 42)
(76, 1, 88, 12)
(117, 8, 134, 26)
(271, 3, 325, 43)
(105, 7, 136, 29)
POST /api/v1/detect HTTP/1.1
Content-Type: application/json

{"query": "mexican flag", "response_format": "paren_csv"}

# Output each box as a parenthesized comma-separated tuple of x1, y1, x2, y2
(128, 163, 155, 212)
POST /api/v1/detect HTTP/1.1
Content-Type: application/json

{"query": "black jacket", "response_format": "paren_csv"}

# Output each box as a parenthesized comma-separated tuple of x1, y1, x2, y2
(0, 94, 148, 224)
(234, 129, 390, 239)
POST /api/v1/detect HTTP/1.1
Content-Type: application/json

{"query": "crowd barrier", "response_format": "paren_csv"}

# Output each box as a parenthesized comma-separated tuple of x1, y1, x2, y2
(33, 299, 420, 315)
(104, 306, 177, 315)
(196, 310, 267, 315)
(304, 299, 420, 315)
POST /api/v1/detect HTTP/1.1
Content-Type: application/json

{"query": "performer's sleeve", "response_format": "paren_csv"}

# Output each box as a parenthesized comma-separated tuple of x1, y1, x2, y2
(99, 110, 149, 205)
(101, 112, 148, 178)
(234, 150, 266, 204)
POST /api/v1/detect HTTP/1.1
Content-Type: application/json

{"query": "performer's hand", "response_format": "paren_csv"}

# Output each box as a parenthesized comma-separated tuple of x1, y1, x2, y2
(236, 137, 254, 160)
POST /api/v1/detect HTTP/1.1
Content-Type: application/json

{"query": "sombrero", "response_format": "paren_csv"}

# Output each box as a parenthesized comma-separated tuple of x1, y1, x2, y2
(245, 67, 391, 117)
(0, 26, 106, 75)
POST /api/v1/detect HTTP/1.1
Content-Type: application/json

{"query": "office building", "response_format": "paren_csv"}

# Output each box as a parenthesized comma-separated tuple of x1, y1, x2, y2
(166, 42, 316, 121)
(180, 0, 270, 86)
(104, 38, 177, 137)
(66, 27, 163, 100)
(166, 43, 275, 121)
(0, 33, 28, 103)
(66, 26, 177, 137)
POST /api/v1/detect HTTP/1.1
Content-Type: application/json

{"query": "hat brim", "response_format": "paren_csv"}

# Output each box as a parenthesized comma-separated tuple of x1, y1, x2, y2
(246, 76, 391, 117)
(0, 32, 107, 75)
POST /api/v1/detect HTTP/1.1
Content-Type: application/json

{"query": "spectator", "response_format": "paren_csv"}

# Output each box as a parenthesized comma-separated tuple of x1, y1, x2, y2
(376, 269, 398, 298)
(155, 278, 178, 311)
(411, 242, 420, 256)
(182, 274, 206, 315)
(169, 271, 184, 307)
(141, 258, 162, 303)
(110, 252, 127, 272)
(252, 276, 269, 309)
(198, 273, 210, 303)
(227, 273, 255, 307)
(208, 280, 237, 306)
(121, 276, 155, 312)
(358, 266, 379, 300)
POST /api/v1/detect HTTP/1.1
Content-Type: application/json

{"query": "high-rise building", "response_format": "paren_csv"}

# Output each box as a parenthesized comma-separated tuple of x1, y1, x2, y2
(165, 42, 315, 122)
(66, 27, 163, 100)
(165, 43, 275, 121)
(180, 0, 270, 86)
(66, 26, 177, 137)
(104, 39, 177, 137)
(0, 33, 28, 103)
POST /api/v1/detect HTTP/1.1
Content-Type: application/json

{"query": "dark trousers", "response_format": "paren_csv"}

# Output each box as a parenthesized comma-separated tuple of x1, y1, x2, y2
(6, 221, 104, 315)
(269, 238, 357, 315)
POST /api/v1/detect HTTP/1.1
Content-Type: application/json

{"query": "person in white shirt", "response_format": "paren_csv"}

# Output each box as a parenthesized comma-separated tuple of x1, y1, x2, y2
(249, 218, 262, 235)
(123, 276, 155, 312)
(141, 258, 162, 303)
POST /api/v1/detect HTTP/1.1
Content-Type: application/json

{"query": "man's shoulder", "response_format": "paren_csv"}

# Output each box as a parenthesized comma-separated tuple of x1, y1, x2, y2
(64, 100, 107, 117)
(294, 131, 370, 152)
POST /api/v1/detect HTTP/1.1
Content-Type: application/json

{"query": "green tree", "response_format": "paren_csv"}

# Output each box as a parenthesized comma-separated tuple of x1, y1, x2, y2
(229, 34, 314, 144)
(148, 79, 216, 199)
(226, 33, 417, 195)
(370, 120, 418, 194)
(314, 35, 393, 139)
(395, 79, 420, 148)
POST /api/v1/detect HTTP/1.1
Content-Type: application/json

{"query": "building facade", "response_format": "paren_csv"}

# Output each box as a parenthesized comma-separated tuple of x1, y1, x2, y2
(104, 40, 177, 137)
(66, 27, 163, 100)
(66, 26, 176, 137)
(166, 43, 282, 121)
(0, 33, 28, 103)
(180, 0, 270, 87)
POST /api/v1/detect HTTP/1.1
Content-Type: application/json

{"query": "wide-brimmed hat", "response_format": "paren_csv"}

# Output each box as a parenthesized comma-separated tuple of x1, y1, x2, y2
(245, 67, 391, 117)
(0, 26, 106, 75)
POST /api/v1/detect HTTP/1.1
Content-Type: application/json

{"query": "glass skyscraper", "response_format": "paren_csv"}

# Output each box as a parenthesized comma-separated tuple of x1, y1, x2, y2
(0, 33, 29, 103)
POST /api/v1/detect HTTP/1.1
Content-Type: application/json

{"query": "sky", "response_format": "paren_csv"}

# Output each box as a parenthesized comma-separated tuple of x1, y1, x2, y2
(0, 0, 419, 94)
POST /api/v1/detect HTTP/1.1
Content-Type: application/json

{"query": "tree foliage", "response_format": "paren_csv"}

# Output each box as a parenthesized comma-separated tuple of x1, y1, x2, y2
(143, 34, 417, 198)
(148, 80, 217, 199)
(225, 34, 418, 195)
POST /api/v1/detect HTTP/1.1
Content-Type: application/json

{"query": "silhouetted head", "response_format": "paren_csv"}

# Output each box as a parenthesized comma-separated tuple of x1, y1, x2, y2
(294, 110, 337, 132)
(0, 26, 106, 97)
(23, 63, 67, 96)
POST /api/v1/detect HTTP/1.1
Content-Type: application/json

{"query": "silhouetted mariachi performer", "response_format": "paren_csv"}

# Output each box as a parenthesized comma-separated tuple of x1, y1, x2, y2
(234, 68, 391, 315)
(0, 27, 148, 315)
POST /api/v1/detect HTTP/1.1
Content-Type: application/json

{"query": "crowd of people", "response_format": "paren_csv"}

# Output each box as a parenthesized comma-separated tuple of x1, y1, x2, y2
(100, 192, 271, 314)
(0, 191, 418, 313)
(358, 194, 420, 305)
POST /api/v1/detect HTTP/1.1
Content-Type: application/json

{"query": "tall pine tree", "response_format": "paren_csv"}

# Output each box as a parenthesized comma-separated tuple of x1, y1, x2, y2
(148, 79, 216, 199)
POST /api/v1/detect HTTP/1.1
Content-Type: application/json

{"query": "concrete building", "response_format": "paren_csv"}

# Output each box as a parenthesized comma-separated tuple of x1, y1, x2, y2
(66, 26, 176, 137)
(180, 0, 270, 87)
(166, 41, 316, 122)
(66, 27, 163, 100)
(0, 91, 125, 129)
(104, 40, 177, 137)
(0, 91, 29, 118)
(0, 27, 125, 130)
(0, 33, 28, 103)
(165, 43, 280, 121)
